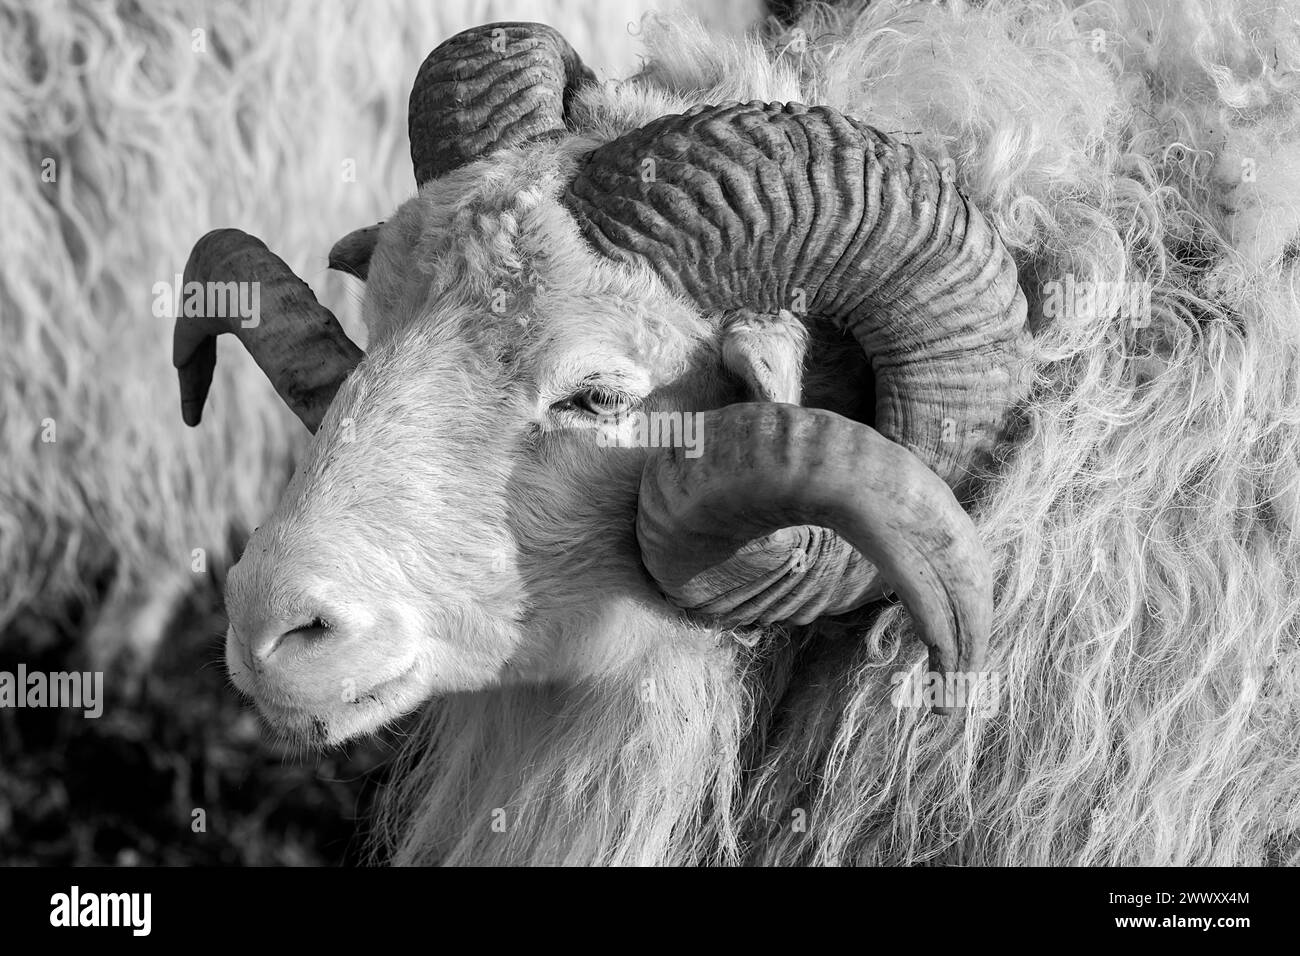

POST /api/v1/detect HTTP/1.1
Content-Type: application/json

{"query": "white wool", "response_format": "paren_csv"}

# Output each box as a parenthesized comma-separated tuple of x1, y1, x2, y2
(373, 0, 1300, 866)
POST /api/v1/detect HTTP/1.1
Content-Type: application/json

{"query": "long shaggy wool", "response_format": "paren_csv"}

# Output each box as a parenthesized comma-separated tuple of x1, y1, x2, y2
(373, 0, 1300, 865)
(0, 0, 757, 660)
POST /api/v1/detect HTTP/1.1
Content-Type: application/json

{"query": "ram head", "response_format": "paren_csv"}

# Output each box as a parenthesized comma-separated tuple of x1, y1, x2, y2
(173, 23, 1031, 744)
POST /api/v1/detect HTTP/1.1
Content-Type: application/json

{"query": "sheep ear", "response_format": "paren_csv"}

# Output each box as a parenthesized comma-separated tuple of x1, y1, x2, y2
(720, 309, 808, 405)
(328, 223, 382, 280)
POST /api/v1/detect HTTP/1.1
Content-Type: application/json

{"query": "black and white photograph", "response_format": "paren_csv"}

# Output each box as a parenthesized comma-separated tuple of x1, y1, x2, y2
(0, 0, 1293, 927)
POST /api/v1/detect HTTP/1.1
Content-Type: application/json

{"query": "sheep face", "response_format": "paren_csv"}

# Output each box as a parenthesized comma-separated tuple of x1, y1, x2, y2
(199, 25, 1022, 744)
(224, 156, 736, 744)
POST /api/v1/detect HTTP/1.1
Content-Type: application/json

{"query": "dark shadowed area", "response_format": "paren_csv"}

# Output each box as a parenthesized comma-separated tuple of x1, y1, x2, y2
(0, 575, 404, 866)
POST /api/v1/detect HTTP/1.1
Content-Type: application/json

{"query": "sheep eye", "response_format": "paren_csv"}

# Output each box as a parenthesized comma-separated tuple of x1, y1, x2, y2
(563, 387, 633, 417)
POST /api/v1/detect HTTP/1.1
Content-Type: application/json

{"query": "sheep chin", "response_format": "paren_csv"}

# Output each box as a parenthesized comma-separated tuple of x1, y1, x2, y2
(244, 662, 431, 747)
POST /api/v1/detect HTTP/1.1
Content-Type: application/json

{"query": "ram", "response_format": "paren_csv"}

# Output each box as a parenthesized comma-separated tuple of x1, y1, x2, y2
(177, 2, 1300, 866)
(0, 0, 741, 667)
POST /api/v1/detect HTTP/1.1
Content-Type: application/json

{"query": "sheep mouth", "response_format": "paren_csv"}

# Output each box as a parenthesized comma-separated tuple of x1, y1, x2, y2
(246, 664, 423, 744)
(345, 665, 422, 708)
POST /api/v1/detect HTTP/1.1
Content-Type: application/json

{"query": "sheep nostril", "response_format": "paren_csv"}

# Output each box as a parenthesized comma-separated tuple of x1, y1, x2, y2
(251, 616, 335, 662)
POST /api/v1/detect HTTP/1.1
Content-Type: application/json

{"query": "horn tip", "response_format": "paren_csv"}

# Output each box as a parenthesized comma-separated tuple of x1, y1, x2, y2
(328, 223, 381, 280)
(181, 399, 204, 428)
(327, 256, 367, 281)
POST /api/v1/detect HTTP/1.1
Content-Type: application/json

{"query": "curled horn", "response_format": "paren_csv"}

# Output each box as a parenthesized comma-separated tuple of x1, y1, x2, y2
(564, 102, 1031, 698)
(330, 22, 595, 282)
(409, 21, 595, 186)
(639, 404, 992, 714)
(173, 229, 363, 433)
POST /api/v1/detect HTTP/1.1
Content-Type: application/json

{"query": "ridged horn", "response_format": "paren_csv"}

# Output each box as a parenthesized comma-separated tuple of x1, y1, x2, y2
(409, 22, 595, 186)
(564, 101, 1030, 629)
(638, 403, 992, 711)
(330, 24, 593, 285)
(172, 228, 363, 433)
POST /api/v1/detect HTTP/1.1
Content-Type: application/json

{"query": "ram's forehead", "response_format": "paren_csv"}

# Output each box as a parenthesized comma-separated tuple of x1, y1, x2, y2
(371, 138, 708, 365)
(400, 142, 575, 276)
(531, 290, 696, 356)
(455, 280, 701, 393)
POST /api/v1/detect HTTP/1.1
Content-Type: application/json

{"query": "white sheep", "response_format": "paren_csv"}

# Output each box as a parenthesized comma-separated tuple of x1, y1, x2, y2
(179, 2, 1300, 866)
